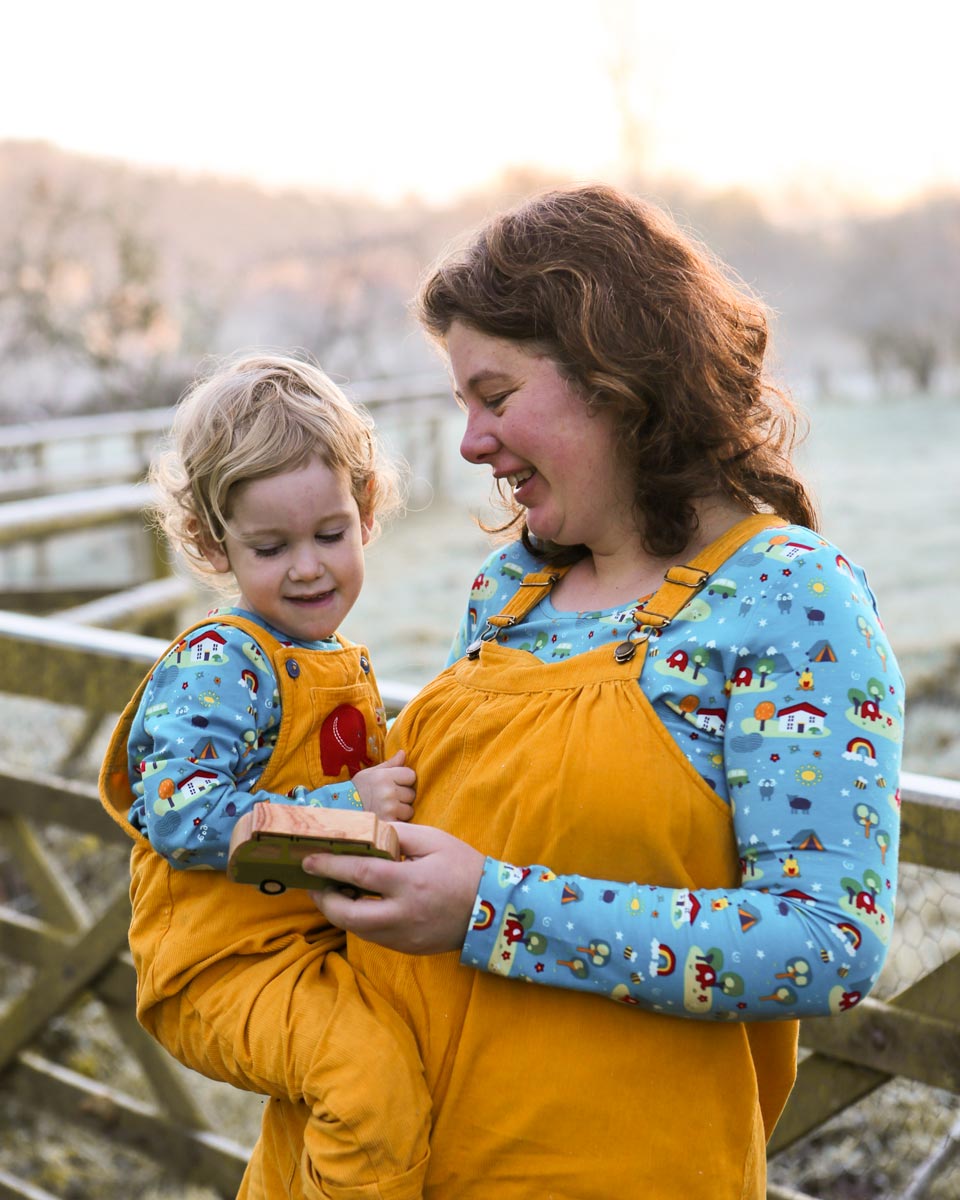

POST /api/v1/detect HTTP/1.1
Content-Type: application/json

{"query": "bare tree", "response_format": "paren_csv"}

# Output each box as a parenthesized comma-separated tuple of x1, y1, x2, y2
(0, 174, 187, 413)
(837, 194, 960, 393)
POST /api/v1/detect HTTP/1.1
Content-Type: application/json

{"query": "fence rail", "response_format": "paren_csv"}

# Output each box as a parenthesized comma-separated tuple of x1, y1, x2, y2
(0, 374, 450, 504)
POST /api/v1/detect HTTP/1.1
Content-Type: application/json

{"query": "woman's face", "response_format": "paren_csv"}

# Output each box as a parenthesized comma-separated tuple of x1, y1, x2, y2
(446, 321, 636, 554)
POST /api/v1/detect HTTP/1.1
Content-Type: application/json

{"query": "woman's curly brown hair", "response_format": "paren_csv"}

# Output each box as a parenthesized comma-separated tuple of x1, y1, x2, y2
(417, 184, 817, 560)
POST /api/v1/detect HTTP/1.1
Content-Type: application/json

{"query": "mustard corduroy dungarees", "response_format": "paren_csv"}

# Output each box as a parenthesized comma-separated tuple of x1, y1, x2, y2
(100, 614, 431, 1200)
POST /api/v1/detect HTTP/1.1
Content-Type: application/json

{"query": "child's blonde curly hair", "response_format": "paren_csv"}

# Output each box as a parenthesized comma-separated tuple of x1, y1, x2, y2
(150, 353, 404, 583)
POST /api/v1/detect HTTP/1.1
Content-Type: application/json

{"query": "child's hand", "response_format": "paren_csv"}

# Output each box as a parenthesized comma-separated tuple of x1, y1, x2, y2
(352, 750, 416, 822)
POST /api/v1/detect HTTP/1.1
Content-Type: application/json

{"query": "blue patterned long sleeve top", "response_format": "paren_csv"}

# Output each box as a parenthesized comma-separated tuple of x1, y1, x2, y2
(452, 524, 903, 1021)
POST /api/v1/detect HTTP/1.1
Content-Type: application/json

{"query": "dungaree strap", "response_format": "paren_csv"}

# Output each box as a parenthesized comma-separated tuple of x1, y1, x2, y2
(465, 568, 573, 657)
(469, 514, 786, 659)
(486, 568, 573, 628)
(643, 513, 787, 627)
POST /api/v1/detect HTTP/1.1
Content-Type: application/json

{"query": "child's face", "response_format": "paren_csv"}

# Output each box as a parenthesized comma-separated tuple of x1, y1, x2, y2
(205, 457, 372, 643)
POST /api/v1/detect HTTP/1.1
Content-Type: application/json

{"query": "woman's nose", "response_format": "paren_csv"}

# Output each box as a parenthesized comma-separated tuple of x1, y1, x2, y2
(459, 408, 499, 464)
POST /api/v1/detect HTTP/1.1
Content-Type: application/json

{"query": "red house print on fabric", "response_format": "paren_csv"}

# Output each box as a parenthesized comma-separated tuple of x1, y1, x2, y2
(179, 769, 218, 797)
(189, 630, 227, 662)
(783, 541, 816, 559)
(695, 708, 727, 734)
(777, 702, 827, 734)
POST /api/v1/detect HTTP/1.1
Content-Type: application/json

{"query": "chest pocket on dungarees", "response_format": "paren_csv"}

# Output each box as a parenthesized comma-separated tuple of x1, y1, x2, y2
(306, 683, 385, 786)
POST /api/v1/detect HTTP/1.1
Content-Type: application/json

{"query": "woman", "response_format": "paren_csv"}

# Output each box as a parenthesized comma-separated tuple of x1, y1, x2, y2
(299, 185, 903, 1199)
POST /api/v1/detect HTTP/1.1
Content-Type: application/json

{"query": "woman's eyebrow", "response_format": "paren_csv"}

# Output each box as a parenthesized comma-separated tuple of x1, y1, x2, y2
(456, 368, 514, 398)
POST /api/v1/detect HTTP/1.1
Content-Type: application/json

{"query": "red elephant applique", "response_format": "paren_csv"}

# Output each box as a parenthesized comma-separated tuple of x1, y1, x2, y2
(319, 704, 372, 778)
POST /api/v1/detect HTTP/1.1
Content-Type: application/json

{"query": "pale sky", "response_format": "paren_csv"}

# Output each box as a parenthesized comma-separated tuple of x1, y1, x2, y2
(4, 0, 956, 211)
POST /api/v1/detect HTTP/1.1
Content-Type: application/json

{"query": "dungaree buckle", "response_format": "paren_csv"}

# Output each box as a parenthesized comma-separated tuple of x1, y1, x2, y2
(663, 565, 710, 589)
(519, 572, 561, 587)
(466, 619, 514, 660)
(465, 571, 557, 659)
(614, 610, 672, 664)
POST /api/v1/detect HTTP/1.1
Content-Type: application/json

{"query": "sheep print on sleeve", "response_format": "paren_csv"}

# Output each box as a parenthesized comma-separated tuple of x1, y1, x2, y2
(454, 524, 903, 1021)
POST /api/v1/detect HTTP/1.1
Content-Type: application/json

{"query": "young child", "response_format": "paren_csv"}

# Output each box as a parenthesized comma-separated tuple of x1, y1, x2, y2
(99, 354, 430, 1200)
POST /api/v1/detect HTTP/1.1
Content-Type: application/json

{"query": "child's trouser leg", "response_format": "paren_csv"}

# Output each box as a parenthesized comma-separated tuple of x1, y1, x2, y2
(238, 1094, 430, 1200)
(140, 939, 430, 1200)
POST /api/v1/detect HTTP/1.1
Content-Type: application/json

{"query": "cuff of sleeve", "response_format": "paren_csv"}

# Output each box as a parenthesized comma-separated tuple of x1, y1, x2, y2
(303, 783, 364, 811)
(460, 856, 513, 971)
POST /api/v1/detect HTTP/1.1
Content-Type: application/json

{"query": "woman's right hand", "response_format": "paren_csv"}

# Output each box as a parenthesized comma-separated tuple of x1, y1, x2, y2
(303, 823, 486, 955)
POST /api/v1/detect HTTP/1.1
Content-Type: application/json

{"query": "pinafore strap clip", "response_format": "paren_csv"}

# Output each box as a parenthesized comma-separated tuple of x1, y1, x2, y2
(465, 569, 570, 659)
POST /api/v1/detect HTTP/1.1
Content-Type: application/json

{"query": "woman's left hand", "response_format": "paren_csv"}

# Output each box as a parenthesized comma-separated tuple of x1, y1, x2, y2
(303, 823, 486, 955)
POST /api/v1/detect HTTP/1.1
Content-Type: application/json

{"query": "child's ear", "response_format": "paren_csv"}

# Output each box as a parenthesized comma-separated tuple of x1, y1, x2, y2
(358, 481, 375, 546)
(196, 527, 231, 573)
(359, 508, 375, 547)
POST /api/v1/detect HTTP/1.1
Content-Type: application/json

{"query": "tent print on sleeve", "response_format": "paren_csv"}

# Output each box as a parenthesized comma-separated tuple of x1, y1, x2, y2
(807, 640, 838, 663)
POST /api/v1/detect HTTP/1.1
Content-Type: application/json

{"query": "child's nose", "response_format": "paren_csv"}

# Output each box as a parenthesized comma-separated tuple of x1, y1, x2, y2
(288, 546, 323, 581)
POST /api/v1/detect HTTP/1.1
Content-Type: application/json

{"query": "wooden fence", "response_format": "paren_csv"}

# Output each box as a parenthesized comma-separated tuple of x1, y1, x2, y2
(0, 373, 451, 504)
(0, 607, 416, 1200)
(0, 438, 958, 1198)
